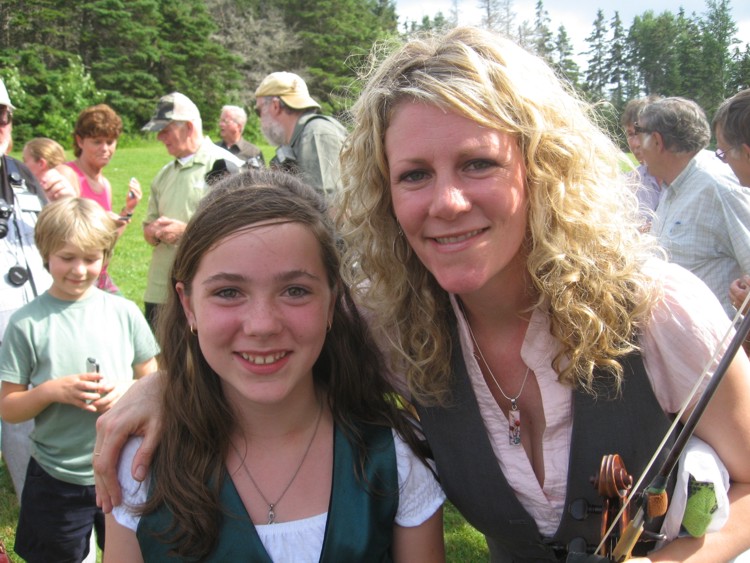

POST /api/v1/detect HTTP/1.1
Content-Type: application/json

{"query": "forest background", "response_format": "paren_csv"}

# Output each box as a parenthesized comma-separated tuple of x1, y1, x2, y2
(1, 0, 749, 151)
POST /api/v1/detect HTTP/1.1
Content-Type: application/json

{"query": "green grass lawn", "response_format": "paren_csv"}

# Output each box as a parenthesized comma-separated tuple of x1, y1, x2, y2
(1, 140, 490, 561)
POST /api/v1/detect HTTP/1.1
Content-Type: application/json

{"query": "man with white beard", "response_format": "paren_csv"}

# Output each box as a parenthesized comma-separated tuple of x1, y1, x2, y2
(254, 72, 347, 198)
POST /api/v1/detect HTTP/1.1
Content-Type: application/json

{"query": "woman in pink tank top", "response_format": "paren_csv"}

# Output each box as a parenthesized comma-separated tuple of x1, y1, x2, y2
(57, 104, 142, 293)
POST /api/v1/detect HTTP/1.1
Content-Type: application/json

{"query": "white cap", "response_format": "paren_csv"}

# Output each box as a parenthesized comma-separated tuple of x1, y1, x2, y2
(0, 78, 15, 110)
(142, 92, 200, 132)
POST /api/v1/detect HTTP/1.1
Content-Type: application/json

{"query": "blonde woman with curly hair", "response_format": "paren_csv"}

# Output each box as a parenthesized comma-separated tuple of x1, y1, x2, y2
(335, 27, 750, 562)
(93, 27, 750, 562)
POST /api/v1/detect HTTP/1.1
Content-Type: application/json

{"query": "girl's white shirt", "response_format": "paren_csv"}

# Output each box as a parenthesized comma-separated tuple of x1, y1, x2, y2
(113, 430, 445, 562)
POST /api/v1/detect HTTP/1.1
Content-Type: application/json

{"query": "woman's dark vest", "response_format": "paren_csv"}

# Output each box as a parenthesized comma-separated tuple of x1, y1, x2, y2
(137, 423, 398, 562)
(416, 320, 676, 562)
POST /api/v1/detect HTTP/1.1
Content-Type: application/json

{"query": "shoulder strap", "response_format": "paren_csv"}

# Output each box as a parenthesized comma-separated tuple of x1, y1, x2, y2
(289, 112, 338, 147)
(1, 155, 16, 202)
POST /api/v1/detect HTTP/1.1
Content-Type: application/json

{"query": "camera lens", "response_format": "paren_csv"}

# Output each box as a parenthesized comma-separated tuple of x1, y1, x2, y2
(0, 199, 12, 239)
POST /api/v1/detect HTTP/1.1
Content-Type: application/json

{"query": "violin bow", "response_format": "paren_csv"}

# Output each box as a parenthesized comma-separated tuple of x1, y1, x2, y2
(598, 299, 750, 561)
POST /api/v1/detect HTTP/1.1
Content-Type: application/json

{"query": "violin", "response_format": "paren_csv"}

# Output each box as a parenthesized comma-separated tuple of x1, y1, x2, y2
(569, 305, 750, 562)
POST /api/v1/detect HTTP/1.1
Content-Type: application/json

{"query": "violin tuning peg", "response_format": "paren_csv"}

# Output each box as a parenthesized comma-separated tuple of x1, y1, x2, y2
(569, 498, 603, 520)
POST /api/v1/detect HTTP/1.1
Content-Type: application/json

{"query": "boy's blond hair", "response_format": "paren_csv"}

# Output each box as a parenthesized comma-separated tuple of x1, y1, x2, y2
(35, 198, 118, 268)
(23, 137, 67, 168)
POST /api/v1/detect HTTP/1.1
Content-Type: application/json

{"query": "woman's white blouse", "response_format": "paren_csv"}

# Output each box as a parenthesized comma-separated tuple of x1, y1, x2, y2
(449, 259, 733, 537)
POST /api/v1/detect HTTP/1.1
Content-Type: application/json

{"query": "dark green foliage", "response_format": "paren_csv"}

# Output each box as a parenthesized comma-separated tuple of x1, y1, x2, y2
(0, 0, 239, 142)
(1, 0, 749, 144)
(607, 12, 627, 115)
(552, 26, 580, 88)
(728, 44, 750, 92)
(275, 0, 398, 115)
(698, 0, 739, 116)
(532, 0, 554, 64)
(150, 1, 241, 125)
(0, 49, 104, 146)
(583, 9, 609, 101)
(76, 0, 163, 131)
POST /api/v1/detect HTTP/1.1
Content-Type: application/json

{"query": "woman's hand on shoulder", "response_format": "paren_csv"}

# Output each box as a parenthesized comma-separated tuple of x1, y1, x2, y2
(94, 372, 164, 513)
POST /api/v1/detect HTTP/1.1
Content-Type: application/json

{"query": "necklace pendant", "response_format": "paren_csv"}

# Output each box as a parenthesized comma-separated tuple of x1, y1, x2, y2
(267, 504, 276, 525)
(508, 400, 521, 446)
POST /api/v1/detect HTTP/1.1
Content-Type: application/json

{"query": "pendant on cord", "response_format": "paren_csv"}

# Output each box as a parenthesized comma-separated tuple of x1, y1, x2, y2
(508, 400, 522, 445)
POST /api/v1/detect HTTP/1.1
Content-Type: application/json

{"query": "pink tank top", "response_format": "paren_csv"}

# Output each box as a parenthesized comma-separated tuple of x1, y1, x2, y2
(64, 161, 112, 211)
(64, 161, 119, 293)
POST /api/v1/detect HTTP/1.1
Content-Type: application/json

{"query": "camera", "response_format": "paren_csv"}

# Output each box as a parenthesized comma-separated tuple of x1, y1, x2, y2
(205, 158, 240, 185)
(0, 198, 12, 239)
(244, 155, 264, 170)
(270, 145, 298, 174)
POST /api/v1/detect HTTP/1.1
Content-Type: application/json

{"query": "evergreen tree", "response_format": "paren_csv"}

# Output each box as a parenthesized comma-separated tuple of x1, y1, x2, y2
(552, 25, 580, 88)
(699, 0, 738, 115)
(278, 0, 398, 114)
(152, 0, 240, 125)
(627, 11, 681, 96)
(728, 44, 750, 92)
(532, 0, 554, 63)
(583, 9, 609, 101)
(673, 9, 705, 102)
(607, 12, 627, 114)
(77, 0, 163, 130)
(478, 0, 503, 32)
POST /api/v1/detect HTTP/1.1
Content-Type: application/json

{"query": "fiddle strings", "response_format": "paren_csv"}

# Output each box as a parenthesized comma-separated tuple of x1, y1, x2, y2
(596, 289, 750, 554)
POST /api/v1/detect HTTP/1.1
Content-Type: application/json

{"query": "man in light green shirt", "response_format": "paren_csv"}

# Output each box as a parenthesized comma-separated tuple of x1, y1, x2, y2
(141, 92, 243, 328)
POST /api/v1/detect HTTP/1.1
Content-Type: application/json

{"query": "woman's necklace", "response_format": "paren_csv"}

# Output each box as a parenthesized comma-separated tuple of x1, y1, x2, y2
(230, 403, 324, 524)
(462, 310, 530, 446)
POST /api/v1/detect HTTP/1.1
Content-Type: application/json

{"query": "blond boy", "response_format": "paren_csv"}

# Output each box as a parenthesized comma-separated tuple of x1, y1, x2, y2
(0, 198, 158, 562)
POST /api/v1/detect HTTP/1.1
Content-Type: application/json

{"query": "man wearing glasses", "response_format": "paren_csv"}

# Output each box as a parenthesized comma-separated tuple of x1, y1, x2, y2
(636, 96, 750, 318)
(254, 72, 346, 198)
(216, 105, 264, 167)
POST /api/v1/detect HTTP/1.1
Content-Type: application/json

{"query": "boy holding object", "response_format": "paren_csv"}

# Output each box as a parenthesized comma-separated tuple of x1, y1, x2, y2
(0, 197, 159, 562)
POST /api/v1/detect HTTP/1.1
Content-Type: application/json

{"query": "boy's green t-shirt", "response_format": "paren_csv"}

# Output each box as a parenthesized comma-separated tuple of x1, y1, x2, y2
(0, 289, 159, 486)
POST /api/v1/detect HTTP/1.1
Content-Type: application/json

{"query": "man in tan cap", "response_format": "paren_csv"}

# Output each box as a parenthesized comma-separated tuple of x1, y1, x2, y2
(255, 72, 347, 197)
(140, 92, 242, 328)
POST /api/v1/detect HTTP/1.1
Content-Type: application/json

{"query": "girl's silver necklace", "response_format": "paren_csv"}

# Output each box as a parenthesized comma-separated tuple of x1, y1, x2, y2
(231, 403, 323, 524)
(462, 310, 530, 446)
